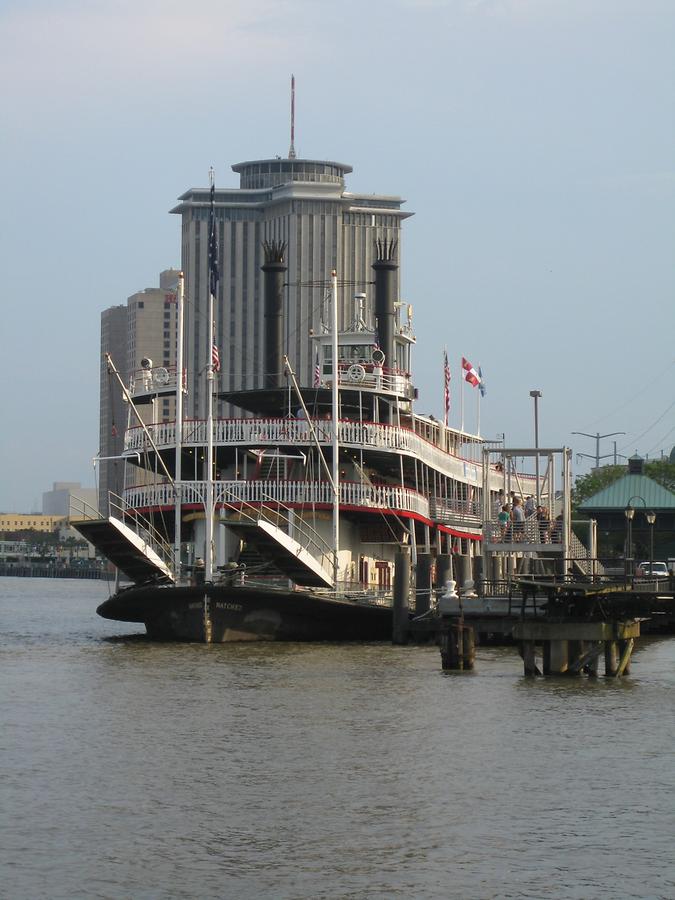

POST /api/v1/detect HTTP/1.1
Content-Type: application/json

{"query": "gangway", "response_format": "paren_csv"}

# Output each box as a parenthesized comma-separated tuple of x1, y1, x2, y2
(223, 517, 334, 588)
(70, 496, 174, 585)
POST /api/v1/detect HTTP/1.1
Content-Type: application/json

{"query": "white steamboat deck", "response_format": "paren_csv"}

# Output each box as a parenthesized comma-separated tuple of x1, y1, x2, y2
(124, 417, 537, 494)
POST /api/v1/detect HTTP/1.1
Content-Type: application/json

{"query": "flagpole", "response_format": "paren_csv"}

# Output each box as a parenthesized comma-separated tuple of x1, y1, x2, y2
(460, 359, 465, 433)
(476, 374, 481, 436)
(443, 349, 449, 428)
(205, 169, 216, 581)
(331, 269, 339, 590)
(174, 271, 184, 579)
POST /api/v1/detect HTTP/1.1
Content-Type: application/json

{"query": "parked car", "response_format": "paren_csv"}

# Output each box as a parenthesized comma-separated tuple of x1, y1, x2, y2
(635, 561, 669, 577)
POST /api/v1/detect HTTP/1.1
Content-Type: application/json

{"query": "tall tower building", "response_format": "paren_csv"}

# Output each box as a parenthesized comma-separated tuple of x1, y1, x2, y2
(171, 158, 412, 418)
(99, 269, 179, 512)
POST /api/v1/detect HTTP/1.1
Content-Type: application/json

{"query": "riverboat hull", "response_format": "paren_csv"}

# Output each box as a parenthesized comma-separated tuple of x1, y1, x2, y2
(97, 583, 392, 642)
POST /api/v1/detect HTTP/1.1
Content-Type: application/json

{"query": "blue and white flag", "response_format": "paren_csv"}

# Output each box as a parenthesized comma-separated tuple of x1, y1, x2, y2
(478, 366, 486, 397)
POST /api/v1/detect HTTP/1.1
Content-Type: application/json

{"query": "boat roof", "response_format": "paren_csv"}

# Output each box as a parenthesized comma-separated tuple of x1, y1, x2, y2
(217, 387, 375, 418)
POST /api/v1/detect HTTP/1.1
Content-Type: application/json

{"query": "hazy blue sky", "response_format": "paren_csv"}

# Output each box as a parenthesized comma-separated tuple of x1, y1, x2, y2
(1, 0, 673, 511)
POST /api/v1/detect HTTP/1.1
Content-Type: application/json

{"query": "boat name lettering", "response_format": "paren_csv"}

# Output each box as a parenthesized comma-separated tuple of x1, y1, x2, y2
(215, 601, 243, 612)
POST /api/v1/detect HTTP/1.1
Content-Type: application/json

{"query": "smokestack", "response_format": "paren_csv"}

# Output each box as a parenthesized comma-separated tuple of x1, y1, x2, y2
(261, 241, 287, 388)
(372, 238, 398, 373)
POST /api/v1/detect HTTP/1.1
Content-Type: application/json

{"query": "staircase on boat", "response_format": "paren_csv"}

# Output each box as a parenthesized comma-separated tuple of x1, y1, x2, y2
(218, 482, 335, 589)
(70, 495, 174, 584)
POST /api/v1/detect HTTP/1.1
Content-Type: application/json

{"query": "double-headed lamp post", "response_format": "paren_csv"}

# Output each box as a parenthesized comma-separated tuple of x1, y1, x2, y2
(624, 495, 648, 578)
(530, 391, 542, 506)
(646, 510, 656, 574)
(624, 504, 634, 578)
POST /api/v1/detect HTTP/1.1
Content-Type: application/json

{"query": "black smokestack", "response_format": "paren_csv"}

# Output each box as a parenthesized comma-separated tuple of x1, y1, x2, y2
(261, 240, 287, 389)
(373, 237, 398, 373)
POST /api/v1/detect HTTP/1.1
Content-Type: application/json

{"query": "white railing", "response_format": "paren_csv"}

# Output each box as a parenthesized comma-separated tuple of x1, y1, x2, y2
(484, 514, 562, 546)
(333, 365, 413, 397)
(123, 479, 431, 519)
(129, 366, 185, 399)
(124, 417, 523, 491)
(429, 497, 482, 523)
(71, 491, 175, 571)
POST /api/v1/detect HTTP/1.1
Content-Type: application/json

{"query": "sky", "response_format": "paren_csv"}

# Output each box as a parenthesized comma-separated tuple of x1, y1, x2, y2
(1, 0, 674, 512)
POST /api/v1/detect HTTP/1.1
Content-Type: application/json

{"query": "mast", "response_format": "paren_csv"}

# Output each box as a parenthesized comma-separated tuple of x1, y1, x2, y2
(174, 271, 184, 579)
(288, 74, 296, 159)
(205, 169, 218, 580)
(331, 269, 339, 588)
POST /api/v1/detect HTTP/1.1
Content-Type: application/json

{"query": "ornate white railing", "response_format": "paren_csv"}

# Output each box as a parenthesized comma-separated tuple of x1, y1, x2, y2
(333, 366, 413, 397)
(123, 479, 431, 519)
(124, 417, 525, 491)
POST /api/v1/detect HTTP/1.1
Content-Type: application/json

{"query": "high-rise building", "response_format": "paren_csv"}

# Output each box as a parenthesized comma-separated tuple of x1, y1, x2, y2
(99, 269, 179, 512)
(42, 482, 98, 518)
(171, 158, 412, 418)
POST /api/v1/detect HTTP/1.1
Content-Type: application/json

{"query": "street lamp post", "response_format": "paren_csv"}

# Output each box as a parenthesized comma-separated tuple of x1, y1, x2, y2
(530, 390, 542, 507)
(624, 504, 634, 579)
(625, 495, 647, 579)
(646, 511, 656, 575)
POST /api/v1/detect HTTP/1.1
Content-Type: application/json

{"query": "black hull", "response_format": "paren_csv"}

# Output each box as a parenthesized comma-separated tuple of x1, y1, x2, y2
(97, 583, 392, 642)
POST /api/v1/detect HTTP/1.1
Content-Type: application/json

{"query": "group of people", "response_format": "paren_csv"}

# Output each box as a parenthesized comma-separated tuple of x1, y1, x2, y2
(493, 491, 562, 543)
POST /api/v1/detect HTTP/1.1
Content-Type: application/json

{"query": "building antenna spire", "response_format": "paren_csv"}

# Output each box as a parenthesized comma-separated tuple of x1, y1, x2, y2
(288, 74, 296, 159)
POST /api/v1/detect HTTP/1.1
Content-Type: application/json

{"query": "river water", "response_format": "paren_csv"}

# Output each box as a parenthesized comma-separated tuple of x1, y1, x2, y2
(1, 577, 674, 900)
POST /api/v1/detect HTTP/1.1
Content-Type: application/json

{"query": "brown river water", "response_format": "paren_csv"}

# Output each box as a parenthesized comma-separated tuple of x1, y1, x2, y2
(1, 577, 674, 899)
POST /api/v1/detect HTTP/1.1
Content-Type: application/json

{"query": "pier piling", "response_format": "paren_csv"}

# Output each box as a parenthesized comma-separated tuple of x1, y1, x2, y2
(416, 553, 432, 617)
(513, 621, 640, 678)
(392, 548, 411, 645)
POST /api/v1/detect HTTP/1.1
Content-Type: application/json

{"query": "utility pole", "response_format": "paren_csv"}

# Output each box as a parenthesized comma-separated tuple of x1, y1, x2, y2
(571, 431, 626, 469)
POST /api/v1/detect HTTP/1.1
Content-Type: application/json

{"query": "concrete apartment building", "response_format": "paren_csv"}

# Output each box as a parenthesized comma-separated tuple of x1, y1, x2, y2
(171, 157, 413, 419)
(99, 270, 180, 512)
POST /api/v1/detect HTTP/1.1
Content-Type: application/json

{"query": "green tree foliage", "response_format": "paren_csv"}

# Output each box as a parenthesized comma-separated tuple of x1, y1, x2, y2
(572, 460, 675, 512)
(645, 460, 675, 493)
(572, 465, 625, 510)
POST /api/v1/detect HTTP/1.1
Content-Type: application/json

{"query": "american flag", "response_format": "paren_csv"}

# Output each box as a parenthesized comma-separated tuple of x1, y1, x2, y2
(212, 342, 221, 373)
(313, 351, 321, 387)
(443, 350, 451, 425)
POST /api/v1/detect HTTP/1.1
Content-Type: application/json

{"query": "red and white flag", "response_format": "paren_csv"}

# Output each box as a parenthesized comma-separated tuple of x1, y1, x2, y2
(313, 351, 321, 387)
(462, 356, 481, 387)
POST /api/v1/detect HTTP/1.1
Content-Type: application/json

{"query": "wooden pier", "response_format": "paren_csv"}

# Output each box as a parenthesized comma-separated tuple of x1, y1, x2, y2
(512, 619, 640, 677)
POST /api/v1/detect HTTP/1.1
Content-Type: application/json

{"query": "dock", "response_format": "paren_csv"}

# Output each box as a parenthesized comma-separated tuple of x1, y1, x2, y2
(393, 565, 675, 676)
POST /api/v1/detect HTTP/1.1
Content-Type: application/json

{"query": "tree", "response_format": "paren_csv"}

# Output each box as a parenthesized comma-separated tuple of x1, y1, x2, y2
(572, 459, 675, 514)
(645, 460, 675, 494)
(572, 465, 625, 511)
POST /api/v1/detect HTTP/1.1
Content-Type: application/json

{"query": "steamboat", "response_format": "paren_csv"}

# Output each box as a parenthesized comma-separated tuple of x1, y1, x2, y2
(74, 186, 552, 642)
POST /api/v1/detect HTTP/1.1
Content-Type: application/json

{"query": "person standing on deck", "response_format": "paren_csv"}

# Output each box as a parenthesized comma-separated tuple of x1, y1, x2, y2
(512, 497, 525, 541)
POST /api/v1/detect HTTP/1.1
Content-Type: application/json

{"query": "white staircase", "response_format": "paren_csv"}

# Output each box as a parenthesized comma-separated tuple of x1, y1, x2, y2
(70, 495, 174, 585)
(225, 517, 334, 588)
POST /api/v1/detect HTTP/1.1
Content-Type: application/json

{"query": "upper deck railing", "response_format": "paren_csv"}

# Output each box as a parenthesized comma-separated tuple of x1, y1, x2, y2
(331, 362, 414, 399)
(123, 479, 432, 519)
(128, 365, 185, 401)
(124, 417, 534, 492)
